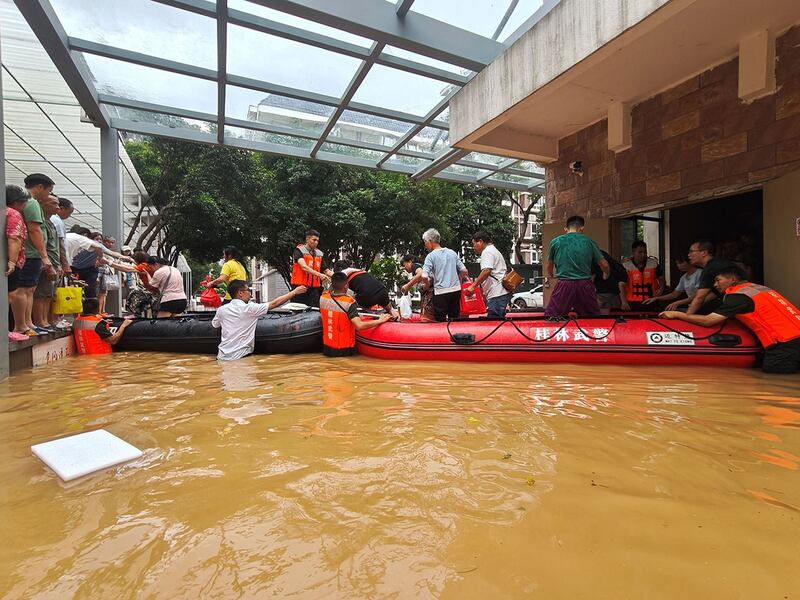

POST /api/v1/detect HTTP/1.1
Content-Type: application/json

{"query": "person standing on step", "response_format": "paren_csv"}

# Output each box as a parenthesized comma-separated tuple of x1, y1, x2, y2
(290, 230, 332, 308)
(544, 215, 609, 317)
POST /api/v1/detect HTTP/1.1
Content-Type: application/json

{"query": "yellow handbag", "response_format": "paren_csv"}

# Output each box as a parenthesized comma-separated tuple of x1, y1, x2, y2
(52, 280, 84, 314)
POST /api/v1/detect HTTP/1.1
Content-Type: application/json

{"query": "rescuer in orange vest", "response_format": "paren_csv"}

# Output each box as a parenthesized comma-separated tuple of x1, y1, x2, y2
(660, 265, 800, 373)
(320, 272, 391, 357)
(290, 229, 333, 308)
(73, 298, 133, 355)
(621, 240, 666, 311)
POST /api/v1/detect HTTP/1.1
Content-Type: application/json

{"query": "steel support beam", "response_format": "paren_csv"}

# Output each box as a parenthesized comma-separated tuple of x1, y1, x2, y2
(0, 30, 9, 380)
(491, 0, 519, 41)
(97, 94, 217, 123)
(410, 147, 469, 181)
(101, 128, 123, 315)
(159, 0, 468, 84)
(217, 0, 228, 143)
(376, 96, 451, 168)
(12, 0, 109, 128)
(502, 0, 561, 48)
(311, 41, 385, 158)
(254, 0, 500, 71)
(107, 118, 533, 192)
(395, 0, 415, 18)
(476, 158, 518, 182)
(70, 38, 450, 129)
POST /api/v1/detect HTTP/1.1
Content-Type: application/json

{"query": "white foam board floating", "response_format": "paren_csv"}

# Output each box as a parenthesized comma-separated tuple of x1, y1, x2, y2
(31, 429, 143, 482)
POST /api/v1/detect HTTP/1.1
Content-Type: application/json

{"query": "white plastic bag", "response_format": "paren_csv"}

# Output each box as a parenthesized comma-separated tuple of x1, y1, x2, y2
(398, 294, 412, 319)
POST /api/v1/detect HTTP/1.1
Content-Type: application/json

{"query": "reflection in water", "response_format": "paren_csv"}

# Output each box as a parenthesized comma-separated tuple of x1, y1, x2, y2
(0, 356, 799, 598)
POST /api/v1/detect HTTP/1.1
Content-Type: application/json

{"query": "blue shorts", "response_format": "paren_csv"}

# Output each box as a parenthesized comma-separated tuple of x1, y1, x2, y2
(17, 258, 42, 288)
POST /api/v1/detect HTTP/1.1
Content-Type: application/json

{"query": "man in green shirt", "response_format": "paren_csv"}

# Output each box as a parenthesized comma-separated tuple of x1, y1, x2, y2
(18, 173, 56, 335)
(545, 215, 609, 317)
(33, 194, 62, 330)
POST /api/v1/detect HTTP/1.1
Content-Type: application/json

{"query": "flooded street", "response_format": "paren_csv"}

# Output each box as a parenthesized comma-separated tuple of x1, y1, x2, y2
(1, 353, 799, 598)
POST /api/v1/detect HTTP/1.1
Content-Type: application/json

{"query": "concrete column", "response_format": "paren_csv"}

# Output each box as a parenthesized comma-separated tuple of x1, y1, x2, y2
(101, 127, 123, 315)
(608, 102, 632, 153)
(739, 29, 776, 102)
(0, 33, 9, 380)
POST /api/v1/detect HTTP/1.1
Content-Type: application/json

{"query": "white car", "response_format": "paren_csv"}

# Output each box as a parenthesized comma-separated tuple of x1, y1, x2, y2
(510, 285, 544, 310)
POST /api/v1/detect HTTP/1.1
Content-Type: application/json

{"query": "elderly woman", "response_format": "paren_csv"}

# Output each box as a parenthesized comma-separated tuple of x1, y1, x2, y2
(6, 185, 30, 341)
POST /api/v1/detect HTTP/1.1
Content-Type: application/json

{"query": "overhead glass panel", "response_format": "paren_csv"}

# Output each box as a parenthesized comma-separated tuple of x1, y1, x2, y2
(382, 46, 470, 76)
(464, 152, 512, 167)
(80, 54, 217, 114)
(106, 106, 215, 133)
(225, 126, 316, 150)
(410, 0, 514, 39)
(319, 143, 383, 161)
(386, 155, 432, 169)
(227, 1, 373, 48)
(515, 160, 544, 174)
(444, 164, 493, 178)
(327, 110, 414, 149)
(402, 127, 449, 156)
(498, 0, 547, 42)
(227, 24, 362, 98)
(486, 172, 541, 186)
(226, 87, 333, 136)
(352, 65, 450, 117)
(50, 0, 217, 69)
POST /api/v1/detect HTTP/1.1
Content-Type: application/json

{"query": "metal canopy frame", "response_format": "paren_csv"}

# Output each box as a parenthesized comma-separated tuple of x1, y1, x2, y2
(13, 0, 559, 192)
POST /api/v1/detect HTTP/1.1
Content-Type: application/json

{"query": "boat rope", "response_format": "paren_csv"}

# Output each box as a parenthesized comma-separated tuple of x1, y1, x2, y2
(442, 313, 733, 346)
(445, 316, 620, 345)
(445, 318, 512, 345)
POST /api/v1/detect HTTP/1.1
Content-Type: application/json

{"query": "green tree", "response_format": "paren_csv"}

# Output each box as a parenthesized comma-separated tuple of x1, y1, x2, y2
(125, 137, 517, 284)
(124, 138, 268, 262)
(448, 186, 516, 262)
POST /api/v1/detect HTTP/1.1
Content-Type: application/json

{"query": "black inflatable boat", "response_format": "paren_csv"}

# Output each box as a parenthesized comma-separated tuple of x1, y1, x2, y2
(108, 309, 322, 354)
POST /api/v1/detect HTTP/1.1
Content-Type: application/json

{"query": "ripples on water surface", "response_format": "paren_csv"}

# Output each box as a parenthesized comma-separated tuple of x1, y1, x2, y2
(1, 353, 799, 598)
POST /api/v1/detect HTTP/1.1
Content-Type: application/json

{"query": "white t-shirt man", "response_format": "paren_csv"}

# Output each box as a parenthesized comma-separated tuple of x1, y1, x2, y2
(478, 243, 508, 300)
(50, 214, 66, 239)
(64, 231, 104, 264)
(211, 299, 270, 361)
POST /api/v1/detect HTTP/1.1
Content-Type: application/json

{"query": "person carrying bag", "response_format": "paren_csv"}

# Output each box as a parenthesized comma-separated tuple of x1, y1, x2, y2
(52, 276, 83, 315)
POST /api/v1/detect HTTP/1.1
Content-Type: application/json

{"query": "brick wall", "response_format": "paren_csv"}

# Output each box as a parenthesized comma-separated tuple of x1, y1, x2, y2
(544, 26, 800, 223)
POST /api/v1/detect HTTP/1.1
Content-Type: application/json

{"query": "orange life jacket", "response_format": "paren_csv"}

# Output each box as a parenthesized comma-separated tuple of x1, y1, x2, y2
(320, 290, 357, 356)
(725, 282, 800, 347)
(623, 257, 660, 302)
(73, 315, 113, 355)
(290, 244, 323, 288)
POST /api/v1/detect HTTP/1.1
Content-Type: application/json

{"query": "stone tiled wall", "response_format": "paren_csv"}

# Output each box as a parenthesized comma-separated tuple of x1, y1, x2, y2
(544, 26, 800, 223)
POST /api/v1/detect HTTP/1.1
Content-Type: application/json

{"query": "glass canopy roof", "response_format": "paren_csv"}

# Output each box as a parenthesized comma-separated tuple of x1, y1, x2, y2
(1, 0, 150, 233)
(24, 0, 557, 192)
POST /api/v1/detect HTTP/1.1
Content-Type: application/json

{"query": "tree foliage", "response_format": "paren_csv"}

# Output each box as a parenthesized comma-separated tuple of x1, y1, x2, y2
(124, 137, 519, 281)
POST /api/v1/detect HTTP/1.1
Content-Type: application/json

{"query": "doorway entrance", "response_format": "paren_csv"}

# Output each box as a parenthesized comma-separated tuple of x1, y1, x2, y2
(668, 190, 763, 284)
(617, 211, 664, 264)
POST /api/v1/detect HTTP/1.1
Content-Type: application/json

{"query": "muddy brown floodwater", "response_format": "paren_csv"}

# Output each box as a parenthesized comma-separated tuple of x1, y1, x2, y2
(1, 353, 799, 598)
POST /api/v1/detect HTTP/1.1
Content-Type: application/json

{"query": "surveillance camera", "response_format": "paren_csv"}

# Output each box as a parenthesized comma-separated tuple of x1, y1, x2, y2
(569, 161, 583, 175)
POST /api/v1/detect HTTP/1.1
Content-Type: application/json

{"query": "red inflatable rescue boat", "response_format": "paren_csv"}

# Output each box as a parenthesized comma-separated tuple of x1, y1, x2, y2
(356, 314, 761, 367)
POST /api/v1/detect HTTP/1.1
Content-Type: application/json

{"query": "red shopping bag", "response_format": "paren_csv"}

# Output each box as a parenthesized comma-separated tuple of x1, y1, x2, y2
(200, 286, 222, 308)
(460, 281, 487, 316)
